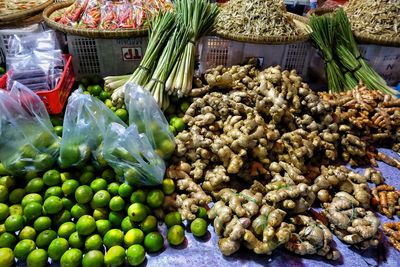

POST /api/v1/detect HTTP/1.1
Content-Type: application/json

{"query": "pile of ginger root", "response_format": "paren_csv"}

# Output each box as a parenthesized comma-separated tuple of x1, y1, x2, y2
(165, 63, 400, 259)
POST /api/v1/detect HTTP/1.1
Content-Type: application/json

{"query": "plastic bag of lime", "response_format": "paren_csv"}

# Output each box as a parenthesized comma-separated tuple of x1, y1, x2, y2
(103, 122, 165, 186)
(124, 83, 175, 159)
(59, 89, 126, 168)
(0, 82, 59, 174)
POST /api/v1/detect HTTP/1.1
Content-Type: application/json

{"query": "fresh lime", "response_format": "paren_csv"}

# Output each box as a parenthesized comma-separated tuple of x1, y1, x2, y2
(101, 169, 115, 182)
(127, 244, 145, 266)
(79, 171, 95, 185)
(33, 216, 51, 232)
(21, 193, 43, 207)
(43, 169, 61, 186)
(96, 220, 111, 237)
(109, 211, 124, 226)
(43, 196, 63, 214)
(75, 185, 93, 204)
(9, 188, 26, 204)
(53, 209, 72, 227)
(124, 228, 144, 247)
(118, 183, 133, 198)
(62, 179, 80, 196)
(54, 126, 63, 137)
(107, 182, 120, 196)
(93, 208, 108, 221)
(85, 234, 103, 251)
(144, 232, 164, 253)
(76, 215, 96, 236)
(146, 189, 164, 208)
(109, 196, 125, 211)
(0, 232, 17, 248)
(0, 247, 14, 267)
(121, 216, 135, 233)
(68, 231, 85, 249)
(27, 248, 48, 267)
(60, 172, 72, 182)
(130, 189, 146, 203)
(18, 226, 36, 240)
(0, 185, 8, 202)
(140, 215, 158, 234)
(165, 212, 182, 228)
(24, 202, 42, 220)
(104, 245, 125, 267)
(90, 178, 108, 192)
(115, 109, 128, 122)
(162, 178, 175, 195)
(4, 214, 24, 232)
(9, 204, 23, 216)
(127, 203, 148, 222)
(48, 237, 69, 261)
(190, 218, 208, 237)
(58, 222, 75, 239)
(0, 203, 9, 221)
(25, 178, 43, 194)
(103, 229, 124, 248)
(71, 203, 90, 219)
(13, 239, 35, 260)
(82, 250, 104, 267)
(91, 190, 111, 209)
(196, 207, 208, 219)
(0, 176, 14, 189)
(91, 85, 103, 96)
(167, 225, 185, 246)
(44, 186, 63, 199)
(180, 101, 190, 113)
(171, 118, 185, 132)
(99, 91, 111, 101)
(36, 229, 57, 249)
(60, 248, 82, 267)
(62, 197, 74, 210)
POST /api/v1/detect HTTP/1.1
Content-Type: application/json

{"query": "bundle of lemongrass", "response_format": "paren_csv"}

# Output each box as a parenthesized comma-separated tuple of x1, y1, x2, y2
(308, 9, 396, 94)
(104, 0, 218, 109)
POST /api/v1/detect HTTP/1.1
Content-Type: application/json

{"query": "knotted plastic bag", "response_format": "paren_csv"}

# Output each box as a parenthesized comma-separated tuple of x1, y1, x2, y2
(103, 122, 165, 186)
(125, 83, 175, 159)
(59, 90, 126, 168)
(0, 82, 59, 175)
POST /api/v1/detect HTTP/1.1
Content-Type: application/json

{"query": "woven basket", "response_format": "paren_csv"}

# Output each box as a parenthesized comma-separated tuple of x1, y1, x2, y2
(43, 0, 148, 39)
(0, 13, 43, 29)
(0, 0, 53, 25)
(212, 13, 310, 44)
(353, 31, 400, 47)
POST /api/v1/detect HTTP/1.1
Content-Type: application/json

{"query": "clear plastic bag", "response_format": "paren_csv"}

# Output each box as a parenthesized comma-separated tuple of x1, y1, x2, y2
(59, 89, 126, 168)
(0, 82, 60, 175)
(57, 0, 89, 26)
(78, 0, 101, 29)
(103, 122, 165, 186)
(99, 1, 118, 30)
(125, 83, 175, 159)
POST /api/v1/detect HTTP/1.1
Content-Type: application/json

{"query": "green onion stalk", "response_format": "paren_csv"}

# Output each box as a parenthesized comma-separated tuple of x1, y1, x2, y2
(145, 27, 191, 110)
(308, 14, 345, 93)
(106, 11, 176, 107)
(165, 0, 219, 98)
(334, 8, 397, 95)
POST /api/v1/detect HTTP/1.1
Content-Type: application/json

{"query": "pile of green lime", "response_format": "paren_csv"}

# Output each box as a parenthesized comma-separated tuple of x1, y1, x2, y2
(0, 162, 196, 267)
(164, 99, 189, 136)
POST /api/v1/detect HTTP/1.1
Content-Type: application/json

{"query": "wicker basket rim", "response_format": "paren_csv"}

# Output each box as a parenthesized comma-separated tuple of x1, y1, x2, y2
(43, 0, 148, 39)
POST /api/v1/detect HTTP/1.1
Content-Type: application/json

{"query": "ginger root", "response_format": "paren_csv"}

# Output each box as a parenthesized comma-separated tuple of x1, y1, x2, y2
(285, 215, 340, 260)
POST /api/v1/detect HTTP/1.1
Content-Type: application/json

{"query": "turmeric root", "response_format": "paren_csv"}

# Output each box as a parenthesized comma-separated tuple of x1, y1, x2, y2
(382, 222, 400, 251)
(371, 184, 400, 218)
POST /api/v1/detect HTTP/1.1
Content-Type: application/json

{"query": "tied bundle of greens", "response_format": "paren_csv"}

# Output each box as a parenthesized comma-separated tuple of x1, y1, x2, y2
(308, 8, 396, 94)
(103, 0, 218, 110)
(166, 0, 219, 97)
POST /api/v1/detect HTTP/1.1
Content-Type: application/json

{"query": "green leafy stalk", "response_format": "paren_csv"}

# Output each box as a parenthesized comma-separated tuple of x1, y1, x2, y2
(166, 0, 219, 97)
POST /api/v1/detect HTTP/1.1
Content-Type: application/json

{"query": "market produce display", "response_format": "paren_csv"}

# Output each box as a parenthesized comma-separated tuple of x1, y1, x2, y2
(345, 0, 400, 39)
(308, 8, 395, 94)
(55, 0, 172, 29)
(213, 0, 308, 41)
(165, 62, 400, 258)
